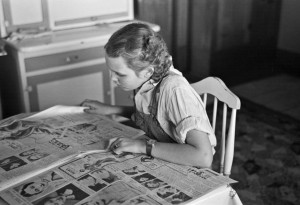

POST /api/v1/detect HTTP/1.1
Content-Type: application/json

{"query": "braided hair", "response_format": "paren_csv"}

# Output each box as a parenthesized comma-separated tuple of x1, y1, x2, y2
(104, 23, 172, 82)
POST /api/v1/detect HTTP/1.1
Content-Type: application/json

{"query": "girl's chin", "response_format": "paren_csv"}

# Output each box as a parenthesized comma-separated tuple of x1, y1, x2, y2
(122, 88, 134, 92)
(118, 86, 134, 91)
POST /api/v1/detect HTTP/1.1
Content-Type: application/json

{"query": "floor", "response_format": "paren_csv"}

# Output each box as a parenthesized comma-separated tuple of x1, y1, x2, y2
(231, 74, 300, 121)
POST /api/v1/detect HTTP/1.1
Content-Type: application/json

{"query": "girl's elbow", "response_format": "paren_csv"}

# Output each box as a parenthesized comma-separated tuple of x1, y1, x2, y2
(203, 154, 213, 168)
(196, 151, 213, 168)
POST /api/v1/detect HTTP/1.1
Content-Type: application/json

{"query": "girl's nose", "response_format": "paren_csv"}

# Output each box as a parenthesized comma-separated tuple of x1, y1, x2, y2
(110, 71, 118, 83)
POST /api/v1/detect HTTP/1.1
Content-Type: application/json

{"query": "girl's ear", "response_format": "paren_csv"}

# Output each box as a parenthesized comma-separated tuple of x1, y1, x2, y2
(144, 66, 154, 78)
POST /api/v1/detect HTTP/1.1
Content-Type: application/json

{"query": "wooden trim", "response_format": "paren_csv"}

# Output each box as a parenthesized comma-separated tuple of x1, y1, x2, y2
(48, 0, 134, 31)
(189, 0, 218, 78)
(55, 12, 129, 26)
(2, 0, 50, 33)
(173, 0, 189, 73)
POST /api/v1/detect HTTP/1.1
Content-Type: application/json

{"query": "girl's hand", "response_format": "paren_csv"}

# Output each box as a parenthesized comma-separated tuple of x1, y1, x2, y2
(81, 99, 113, 115)
(108, 137, 146, 155)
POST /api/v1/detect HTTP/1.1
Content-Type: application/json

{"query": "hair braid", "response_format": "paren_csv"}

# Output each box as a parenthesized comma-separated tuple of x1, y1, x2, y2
(105, 23, 173, 82)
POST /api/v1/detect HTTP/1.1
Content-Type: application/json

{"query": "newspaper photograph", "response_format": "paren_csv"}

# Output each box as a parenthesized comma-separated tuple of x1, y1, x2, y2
(0, 105, 144, 191)
(0, 151, 236, 205)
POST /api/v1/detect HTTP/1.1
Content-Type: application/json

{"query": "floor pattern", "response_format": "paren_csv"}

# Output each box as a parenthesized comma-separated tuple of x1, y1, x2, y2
(211, 100, 300, 205)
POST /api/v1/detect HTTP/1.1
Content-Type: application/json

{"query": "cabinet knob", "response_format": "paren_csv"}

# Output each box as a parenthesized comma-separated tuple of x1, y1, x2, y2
(25, 86, 33, 92)
(91, 16, 98, 21)
(65, 57, 71, 63)
(65, 55, 79, 63)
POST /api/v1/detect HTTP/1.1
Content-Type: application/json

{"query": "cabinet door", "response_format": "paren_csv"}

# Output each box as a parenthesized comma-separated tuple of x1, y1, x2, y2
(27, 63, 110, 112)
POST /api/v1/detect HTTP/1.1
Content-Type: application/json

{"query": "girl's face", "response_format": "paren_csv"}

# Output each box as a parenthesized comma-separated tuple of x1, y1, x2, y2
(80, 176, 96, 185)
(146, 181, 159, 188)
(22, 149, 36, 156)
(23, 181, 47, 195)
(29, 153, 44, 160)
(105, 54, 152, 91)
(44, 196, 65, 205)
(139, 177, 149, 182)
(95, 169, 110, 179)
(10, 162, 20, 169)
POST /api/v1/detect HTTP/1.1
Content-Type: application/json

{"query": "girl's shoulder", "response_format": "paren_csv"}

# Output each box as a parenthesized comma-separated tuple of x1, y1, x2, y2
(160, 73, 190, 91)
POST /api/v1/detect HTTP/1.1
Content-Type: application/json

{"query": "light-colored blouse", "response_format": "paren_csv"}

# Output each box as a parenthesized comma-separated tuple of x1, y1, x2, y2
(134, 67, 216, 153)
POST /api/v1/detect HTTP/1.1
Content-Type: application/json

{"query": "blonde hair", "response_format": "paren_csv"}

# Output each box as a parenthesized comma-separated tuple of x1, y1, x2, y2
(105, 23, 172, 82)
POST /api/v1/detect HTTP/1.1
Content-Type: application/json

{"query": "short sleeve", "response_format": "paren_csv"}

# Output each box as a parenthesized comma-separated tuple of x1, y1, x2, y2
(165, 86, 216, 147)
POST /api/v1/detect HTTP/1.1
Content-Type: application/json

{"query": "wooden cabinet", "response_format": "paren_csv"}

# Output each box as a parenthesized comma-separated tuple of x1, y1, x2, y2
(0, 21, 160, 118)
(1, 40, 109, 118)
(0, 1, 164, 119)
(24, 47, 111, 112)
(0, 24, 139, 118)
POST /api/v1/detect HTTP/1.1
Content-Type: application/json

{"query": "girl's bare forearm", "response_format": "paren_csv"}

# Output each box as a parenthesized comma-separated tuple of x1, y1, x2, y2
(111, 105, 135, 118)
(151, 142, 212, 167)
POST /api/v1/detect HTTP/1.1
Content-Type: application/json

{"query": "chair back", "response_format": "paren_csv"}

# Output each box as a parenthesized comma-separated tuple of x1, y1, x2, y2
(191, 77, 241, 176)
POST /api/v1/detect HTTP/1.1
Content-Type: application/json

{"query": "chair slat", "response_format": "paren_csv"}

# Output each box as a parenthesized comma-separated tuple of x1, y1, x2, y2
(212, 97, 218, 132)
(203, 93, 207, 108)
(220, 103, 227, 174)
(224, 109, 237, 176)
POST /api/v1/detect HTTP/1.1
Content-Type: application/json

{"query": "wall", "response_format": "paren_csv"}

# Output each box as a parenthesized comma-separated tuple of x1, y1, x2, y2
(278, 0, 300, 54)
(135, 0, 219, 78)
(0, 93, 2, 119)
(216, 0, 252, 51)
(0, 1, 3, 119)
(0, 1, 4, 37)
(136, 0, 281, 79)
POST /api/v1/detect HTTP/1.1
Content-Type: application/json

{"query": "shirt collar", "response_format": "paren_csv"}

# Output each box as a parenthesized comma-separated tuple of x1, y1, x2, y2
(136, 65, 181, 94)
(136, 78, 156, 94)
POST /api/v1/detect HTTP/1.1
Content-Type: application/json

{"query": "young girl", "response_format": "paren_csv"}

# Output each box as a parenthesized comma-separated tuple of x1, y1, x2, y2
(81, 22, 216, 168)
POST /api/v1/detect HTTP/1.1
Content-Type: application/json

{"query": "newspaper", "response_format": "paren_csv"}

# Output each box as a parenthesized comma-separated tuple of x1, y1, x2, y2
(0, 105, 144, 191)
(0, 105, 237, 205)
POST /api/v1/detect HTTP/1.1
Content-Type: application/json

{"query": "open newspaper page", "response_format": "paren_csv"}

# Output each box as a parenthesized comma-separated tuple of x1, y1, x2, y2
(0, 105, 144, 192)
(0, 151, 237, 205)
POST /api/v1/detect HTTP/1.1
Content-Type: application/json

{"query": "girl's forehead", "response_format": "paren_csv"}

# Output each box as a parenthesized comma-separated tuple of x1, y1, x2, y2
(105, 55, 127, 69)
(105, 55, 140, 76)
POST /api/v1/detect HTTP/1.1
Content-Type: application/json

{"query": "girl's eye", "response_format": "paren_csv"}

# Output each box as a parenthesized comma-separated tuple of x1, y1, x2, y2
(116, 72, 126, 77)
(111, 70, 125, 77)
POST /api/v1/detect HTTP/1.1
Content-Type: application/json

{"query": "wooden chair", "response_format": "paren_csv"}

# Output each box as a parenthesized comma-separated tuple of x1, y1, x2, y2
(191, 77, 241, 176)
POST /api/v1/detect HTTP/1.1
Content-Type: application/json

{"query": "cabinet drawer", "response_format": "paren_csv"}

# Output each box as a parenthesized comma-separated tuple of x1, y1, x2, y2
(26, 63, 111, 111)
(25, 46, 105, 72)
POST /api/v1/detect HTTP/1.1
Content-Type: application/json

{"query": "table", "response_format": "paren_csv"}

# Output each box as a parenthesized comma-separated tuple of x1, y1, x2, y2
(189, 185, 242, 205)
(0, 105, 242, 205)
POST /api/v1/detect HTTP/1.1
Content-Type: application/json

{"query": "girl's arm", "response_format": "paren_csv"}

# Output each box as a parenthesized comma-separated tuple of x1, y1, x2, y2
(109, 129, 213, 168)
(81, 99, 135, 118)
(152, 129, 213, 167)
